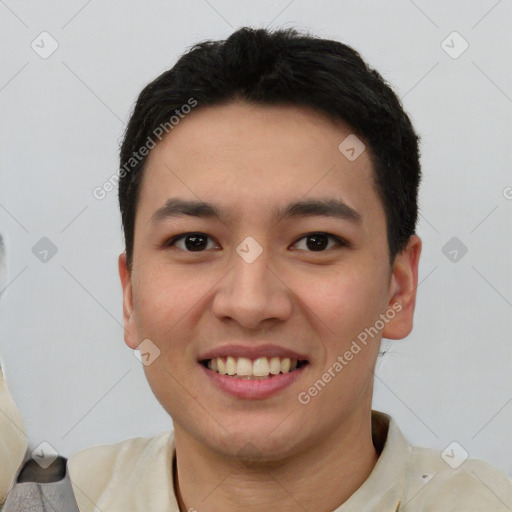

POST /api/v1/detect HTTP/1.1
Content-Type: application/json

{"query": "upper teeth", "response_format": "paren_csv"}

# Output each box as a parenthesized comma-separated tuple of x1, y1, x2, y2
(207, 356, 299, 377)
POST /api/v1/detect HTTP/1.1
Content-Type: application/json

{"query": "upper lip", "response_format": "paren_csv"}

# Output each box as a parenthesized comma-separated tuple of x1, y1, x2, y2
(198, 344, 309, 362)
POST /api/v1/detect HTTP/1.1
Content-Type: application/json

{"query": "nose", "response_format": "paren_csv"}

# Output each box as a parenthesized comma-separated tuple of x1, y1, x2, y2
(211, 243, 292, 330)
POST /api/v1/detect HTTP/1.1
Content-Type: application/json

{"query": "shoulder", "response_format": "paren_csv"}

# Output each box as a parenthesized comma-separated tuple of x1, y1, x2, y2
(68, 430, 172, 470)
(403, 444, 512, 511)
(0, 367, 27, 503)
(67, 430, 174, 511)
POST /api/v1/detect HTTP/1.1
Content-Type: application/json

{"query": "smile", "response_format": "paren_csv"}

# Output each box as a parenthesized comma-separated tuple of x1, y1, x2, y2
(202, 356, 308, 379)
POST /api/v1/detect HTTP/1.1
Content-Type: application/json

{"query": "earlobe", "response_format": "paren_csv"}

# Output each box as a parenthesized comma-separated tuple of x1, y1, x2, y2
(118, 252, 139, 350)
(382, 235, 422, 340)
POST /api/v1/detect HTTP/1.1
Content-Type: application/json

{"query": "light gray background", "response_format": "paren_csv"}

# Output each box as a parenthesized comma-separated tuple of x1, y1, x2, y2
(1, 0, 511, 477)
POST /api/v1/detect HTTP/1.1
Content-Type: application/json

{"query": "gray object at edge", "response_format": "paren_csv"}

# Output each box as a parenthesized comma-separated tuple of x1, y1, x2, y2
(2, 456, 80, 512)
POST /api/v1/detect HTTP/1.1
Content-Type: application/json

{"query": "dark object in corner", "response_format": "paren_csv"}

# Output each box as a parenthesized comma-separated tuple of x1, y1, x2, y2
(16, 455, 67, 484)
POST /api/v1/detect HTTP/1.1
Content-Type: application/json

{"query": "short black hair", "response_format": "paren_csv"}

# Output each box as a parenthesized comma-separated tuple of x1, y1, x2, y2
(119, 26, 421, 270)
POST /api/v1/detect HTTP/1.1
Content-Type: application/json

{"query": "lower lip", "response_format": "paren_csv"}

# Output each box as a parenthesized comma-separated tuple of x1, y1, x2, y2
(200, 364, 307, 399)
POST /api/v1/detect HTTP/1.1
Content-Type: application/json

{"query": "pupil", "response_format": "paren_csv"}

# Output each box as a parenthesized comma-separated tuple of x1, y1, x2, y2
(185, 233, 208, 251)
(307, 234, 328, 251)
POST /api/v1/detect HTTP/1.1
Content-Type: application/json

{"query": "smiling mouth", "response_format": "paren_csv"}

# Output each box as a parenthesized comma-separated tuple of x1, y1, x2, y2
(201, 356, 309, 379)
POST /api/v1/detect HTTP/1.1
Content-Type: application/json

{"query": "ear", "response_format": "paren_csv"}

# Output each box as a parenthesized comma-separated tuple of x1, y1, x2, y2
(118, 252, 139, 350)
(381, 234, 422, 340)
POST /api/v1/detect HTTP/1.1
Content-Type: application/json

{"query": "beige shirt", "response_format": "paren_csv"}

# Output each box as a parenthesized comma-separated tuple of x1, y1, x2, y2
(2, 369, 512, 511)
(0, 366, 27, 506)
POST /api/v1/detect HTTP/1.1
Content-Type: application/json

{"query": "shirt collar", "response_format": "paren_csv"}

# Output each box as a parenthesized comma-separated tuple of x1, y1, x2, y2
(331, 410, 409, 511)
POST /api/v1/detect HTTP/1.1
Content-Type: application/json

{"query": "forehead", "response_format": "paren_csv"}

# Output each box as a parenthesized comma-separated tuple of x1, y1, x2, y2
(137, 101, 384, 229)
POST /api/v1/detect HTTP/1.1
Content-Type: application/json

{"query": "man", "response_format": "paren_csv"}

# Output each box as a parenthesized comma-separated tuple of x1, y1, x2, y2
(2, 26, 511, 511)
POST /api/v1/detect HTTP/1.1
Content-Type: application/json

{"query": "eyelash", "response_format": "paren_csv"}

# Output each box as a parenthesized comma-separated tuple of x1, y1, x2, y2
(163, 232, 348, 253)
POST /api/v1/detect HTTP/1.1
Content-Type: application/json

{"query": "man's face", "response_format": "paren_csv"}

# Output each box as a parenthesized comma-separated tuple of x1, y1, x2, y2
(120, 101, 420, 460)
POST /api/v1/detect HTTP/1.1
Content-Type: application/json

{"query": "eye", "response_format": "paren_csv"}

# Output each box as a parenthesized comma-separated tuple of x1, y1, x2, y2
(292, 232, 347, 252)
(164, 232, 219, 252)
(163, 231, 348, 253)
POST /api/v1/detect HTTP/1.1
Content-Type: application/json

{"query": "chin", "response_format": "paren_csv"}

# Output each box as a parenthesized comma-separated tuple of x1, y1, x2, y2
(202, 418, 313, 462)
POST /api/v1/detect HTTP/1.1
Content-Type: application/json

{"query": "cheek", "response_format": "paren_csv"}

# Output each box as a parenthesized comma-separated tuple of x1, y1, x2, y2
(132, 266, 205, 410)
(296, 266, 386, 341)
(131, 264, 197, 343)
(295, 269, 385, 405)
(137, 255, 199, 299)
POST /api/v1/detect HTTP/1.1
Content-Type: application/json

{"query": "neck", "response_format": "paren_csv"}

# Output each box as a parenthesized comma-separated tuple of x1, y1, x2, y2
(172, 410, 379, 512)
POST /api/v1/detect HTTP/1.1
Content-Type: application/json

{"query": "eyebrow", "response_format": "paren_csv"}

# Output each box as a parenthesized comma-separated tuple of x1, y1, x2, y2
(150, 197, 362, 225)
